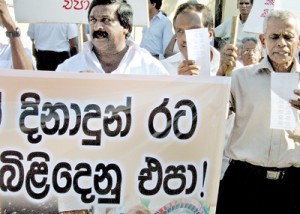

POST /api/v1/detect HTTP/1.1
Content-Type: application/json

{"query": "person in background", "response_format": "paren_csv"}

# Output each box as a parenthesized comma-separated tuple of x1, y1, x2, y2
(216, 10, 300, 214)
(56, 0, 167, 75)
(27, 23, 78, 71)
(140, 0, 173, 59)
(214, 0, 258, 50)
(238, 37, 263, 66)
(160, 1, 220, 76)
(0, 0, 33, 69)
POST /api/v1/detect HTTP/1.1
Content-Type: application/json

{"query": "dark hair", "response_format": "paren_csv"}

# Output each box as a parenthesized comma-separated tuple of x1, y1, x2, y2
(238, 0, 254, 4)
(88, 0, 133, 37)
(149, 0, 162, 10)
(173, 2, 214, 30)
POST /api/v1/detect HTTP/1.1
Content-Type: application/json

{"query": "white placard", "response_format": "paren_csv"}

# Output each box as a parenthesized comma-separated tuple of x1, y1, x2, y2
(13, 0, 148, 26)
(244, 0, 300, 34)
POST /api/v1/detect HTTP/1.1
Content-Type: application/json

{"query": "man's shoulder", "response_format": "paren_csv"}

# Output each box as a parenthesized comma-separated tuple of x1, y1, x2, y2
(232, 62, 263, 80)
(161, 52, 183, 63)
(215, 17, 232, 29)
(160, 53, 183, 75)
(56, 52, 87, 72)
(156, 11, 172, 23)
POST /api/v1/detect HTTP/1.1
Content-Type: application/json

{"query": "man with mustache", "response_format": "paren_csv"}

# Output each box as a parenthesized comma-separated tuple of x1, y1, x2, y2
(56, 0, 168, 75)
(216, 10, 300, 213)
(0, 0, 32, 69)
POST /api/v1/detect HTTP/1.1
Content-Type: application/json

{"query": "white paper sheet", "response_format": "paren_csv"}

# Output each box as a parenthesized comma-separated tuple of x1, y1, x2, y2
(271, 72, 299, 130)
(185, 28, 211, 77)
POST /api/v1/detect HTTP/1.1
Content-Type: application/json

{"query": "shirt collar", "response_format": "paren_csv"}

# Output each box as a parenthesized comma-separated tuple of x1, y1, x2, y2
(257, 56, 300, 74)
(154, 11, 165, 20)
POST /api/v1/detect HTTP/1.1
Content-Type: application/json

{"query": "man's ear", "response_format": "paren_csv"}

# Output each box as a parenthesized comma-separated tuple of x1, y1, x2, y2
(259, 34, 265, 48)
(123, 28, 129, 38)
(209, 29, 214, 41)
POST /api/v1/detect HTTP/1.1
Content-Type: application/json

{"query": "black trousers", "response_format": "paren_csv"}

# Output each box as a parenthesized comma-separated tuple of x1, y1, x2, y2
(36, 50, 70, 71)
(217, 160, 300, 214)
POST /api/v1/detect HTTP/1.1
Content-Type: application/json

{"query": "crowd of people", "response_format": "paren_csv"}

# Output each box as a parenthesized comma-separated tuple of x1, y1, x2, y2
(1, 0, 300, 213)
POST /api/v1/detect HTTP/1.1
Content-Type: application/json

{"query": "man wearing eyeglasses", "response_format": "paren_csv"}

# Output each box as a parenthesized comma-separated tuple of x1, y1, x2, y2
(214, 0, 259, 49)
(238, 37, 263, 66)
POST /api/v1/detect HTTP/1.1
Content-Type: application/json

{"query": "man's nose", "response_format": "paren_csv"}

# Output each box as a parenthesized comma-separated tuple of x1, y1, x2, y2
(93, 21, 104, 30)
(277, 36, 288, 47)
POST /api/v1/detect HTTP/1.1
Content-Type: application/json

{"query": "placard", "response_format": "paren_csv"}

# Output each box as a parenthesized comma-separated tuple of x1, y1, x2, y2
(0, 70, 230, 214)
(13, 0, 148, 26)
(244, 0, 300, 34)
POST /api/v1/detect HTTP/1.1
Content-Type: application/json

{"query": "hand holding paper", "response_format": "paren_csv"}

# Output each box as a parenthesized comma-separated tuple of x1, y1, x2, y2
(185, 28, 211, 76)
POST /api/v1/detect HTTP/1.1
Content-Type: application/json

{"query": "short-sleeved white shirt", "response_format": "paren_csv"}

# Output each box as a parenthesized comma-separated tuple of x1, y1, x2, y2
(215, 17, 259, 46)
(27, 23, 78, 52)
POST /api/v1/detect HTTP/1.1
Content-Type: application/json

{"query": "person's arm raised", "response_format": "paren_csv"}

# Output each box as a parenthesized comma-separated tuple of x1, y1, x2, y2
(217, 44, 238, 76)
(0, 0, 33, 70)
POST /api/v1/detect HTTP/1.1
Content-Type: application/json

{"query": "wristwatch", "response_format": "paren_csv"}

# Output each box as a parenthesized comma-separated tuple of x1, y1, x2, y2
(6, 27, 21, 38)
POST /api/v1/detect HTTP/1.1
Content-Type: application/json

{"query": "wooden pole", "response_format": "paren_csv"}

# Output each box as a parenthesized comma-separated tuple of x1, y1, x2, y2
(225, 16, 239, 76)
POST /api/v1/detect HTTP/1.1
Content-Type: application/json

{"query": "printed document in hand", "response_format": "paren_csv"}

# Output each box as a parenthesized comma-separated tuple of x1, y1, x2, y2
(271, 72, 299, 130)
(185, 28, 210, 77)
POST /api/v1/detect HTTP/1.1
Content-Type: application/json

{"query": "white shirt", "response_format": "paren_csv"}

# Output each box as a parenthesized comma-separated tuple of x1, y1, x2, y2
(0, 43, 13, 68)
(140, 11, 173, 58)
(160, 46, 220, 76)
(215, 17, 259, 46)
(27, 23, 78, 52)
(0, 43, 35, 69)
(56, 40, 169, 75)
(226, 57, 300, 168)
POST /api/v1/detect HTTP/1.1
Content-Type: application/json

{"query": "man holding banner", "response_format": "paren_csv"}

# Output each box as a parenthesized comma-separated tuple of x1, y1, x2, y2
(217, 10, 300, 214)
(56, 0, 167, 75)
(0, 0, 33, 69)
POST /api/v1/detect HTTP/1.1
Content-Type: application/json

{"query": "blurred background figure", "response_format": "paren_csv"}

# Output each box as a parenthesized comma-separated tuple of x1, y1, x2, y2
(140, 0, 173, 59)
(27, 23, 78, 71)
(238, 37, 263, 66)
(214, 0, 259, 50)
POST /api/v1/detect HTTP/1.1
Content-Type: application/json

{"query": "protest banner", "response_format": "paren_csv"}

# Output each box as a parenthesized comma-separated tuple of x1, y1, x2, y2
(0, 70, 230, 214)
(244, 0, 300, 34)
(13, 0, 148, 26)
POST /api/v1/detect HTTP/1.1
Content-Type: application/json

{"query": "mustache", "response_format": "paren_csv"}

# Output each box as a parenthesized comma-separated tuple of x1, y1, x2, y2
(93, 30, 108, 39)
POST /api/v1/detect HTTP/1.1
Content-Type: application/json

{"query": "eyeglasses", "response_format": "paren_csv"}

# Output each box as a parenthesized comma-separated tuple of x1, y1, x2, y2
(241, 48, 259, 55)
